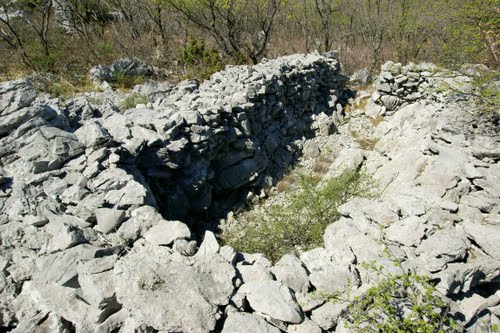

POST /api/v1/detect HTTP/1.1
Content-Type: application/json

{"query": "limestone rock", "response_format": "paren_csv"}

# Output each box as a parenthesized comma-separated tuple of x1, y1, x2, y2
(237, 280, 304, 324)
(114, 244, 236, 332)
(287, 318, 323, 333)
(272, 254, 310, 294)
(415, 227, 469, 271)
(95, 208, 126, 234)
(350, 68, 371, 85)
(0, 79, 37, 115)
(144, 220, 191, 246)
(461, 220, 500, 259)
(311, 301, 349, 331)
(222, 312, 281, 333)
(384, 216, 427, 247)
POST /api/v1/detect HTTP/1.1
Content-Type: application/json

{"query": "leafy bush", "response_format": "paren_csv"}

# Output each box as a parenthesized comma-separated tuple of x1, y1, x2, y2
(470, 70, 500, 115)
(344, 261, 459, 333)
(120, 92, 149, 110)
(222, 169, 375, 263)
(182, 37, 224, 80)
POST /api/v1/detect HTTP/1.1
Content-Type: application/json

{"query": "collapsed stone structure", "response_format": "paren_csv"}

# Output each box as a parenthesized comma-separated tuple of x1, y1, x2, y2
(0, 53, 498, 333)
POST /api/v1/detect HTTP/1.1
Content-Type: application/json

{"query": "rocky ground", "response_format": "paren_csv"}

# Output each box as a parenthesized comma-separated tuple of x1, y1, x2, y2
(0, 55, 499, 333)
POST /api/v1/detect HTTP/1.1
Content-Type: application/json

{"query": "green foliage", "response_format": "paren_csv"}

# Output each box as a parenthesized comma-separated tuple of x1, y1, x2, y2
(222, 169, 376, 263)
(113, 72, 146, 89)
(470, 69, 500, 115)
(345, 261, 459, 333)
(120, 92, 149, 110)
(182, 37, 224, 80)
(433, 0, 499, 66)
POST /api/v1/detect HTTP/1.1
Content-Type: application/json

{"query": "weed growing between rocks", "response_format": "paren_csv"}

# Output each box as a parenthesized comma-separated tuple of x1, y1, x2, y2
(120, 92, 149, 110)
(222, 169, 375, 263)
(113, 72, 146, 89)
(350, 130, 379, 151)
(343, 261, 460, 333)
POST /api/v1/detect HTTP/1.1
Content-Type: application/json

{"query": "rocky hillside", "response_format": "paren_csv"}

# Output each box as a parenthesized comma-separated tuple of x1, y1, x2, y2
(0, 54, 499, 333)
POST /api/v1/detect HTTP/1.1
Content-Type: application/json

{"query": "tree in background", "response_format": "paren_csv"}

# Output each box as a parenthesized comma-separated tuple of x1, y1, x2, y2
(0, 0, 54, 70)
(159, 0, 282, 64)
(437, 0, 499, 67)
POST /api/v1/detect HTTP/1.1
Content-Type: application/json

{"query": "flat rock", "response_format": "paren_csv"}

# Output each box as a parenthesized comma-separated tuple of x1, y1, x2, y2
(0, 79, 37, 116)
(237, 280, 304, 324)
(311, 301, 349, 331)
(461, 220, 500, 259)
(144, 220, 191, 246)
(384, 216, 427, 247)
(287, 318, 323, 333)
(222, 312, 281, 333)
(35, 244, 113, 286)
(272, 254, 310, 294)
(415, 226, 469, 271)
(114, 243, 236, 332)
(95, 208, 126, 234)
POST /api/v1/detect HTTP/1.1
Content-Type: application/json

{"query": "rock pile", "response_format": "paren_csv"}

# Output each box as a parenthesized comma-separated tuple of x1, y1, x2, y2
(367, 61, 493, 118)
(0, 53, 349, 332)
(0, 54, 498, 332)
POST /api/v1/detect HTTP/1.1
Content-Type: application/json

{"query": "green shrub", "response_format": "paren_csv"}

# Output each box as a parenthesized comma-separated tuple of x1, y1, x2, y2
(182, 37, 224, 80)
(222, 169, 375, 263)
(470, 70, 500, 115)
(344, 261, 459, 333)
(113, 72, 146, 89)
(120, 92, 149, 110)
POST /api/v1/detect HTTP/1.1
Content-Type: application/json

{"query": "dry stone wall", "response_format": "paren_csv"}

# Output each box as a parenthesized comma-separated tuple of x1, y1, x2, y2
(131, 53, 349, 220)
(0, 53, 349, 332)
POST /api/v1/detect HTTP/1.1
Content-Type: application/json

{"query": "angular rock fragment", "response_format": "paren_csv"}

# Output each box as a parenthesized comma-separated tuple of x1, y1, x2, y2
(237, 280, 304, 324)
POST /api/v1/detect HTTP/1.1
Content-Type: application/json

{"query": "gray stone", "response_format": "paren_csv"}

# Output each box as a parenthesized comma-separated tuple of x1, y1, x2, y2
(222, 312, 281, 333)
(376, 82, 392, 93)
(311, 301, 349, 330)
(0, 79, 37, 116)
(272, 254, 310, 294)
(415, 227, 469, 271)
(90, 64, 113, 83)
(95, 208, 125, 234)
(300, 248, 359, 294)
(18, 126, 85, 173)
(238, 280, 304, 324)
(461, 220, 500, 259)
(350, 68, 371, 85)
(111, 57, 151, 78)
(380, 95, 401, 111)
(114, 244, 236, 332)
(287, 319, 322, 333)
(303, 140, 321, 158)
(45, 220, 87, 253)
(34, 244, 112, 286)
(78, 255, 119, 309)
(236, 263, 274, 283)
(194, 231, 220, 261)
(384, 216, 427, 247)
(74, 121, 110, 147)
(460, 191, 496, 213)
(144, 220, 191, 246)
(173, 239, 198, 256)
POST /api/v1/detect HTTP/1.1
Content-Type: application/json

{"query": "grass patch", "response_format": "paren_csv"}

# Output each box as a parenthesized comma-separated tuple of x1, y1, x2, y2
(312, 154, 334, 174)
(276, 172, 300, 193)
(31, 75, 97, 98)
(351, 130, 379, 150)
(370, 116, 385, 127)
(354, 97, 369, 110)
(222, 169, 376, 263)
(120, 92, 149, 110)
(113, 72, 146, 90)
